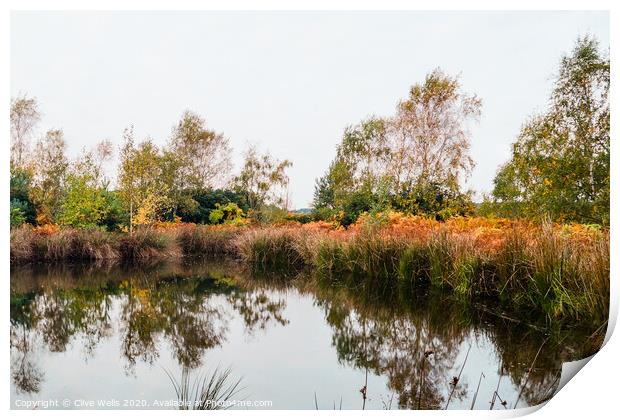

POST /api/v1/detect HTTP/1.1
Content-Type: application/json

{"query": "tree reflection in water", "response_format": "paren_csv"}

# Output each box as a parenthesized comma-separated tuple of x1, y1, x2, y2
(10, 261, 289, 391)
(118, 275, 230, 373)
(10, 323, 43, 394)
(10, 261, 597, 409)
(313, 283, 470, 409)
(311, 277, 591, 409)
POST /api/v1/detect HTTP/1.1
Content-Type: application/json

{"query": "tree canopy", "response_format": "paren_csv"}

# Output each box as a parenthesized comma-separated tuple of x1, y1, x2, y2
(234, 146, 292, 213)
(314, 69, 481, 223)
(9, 35, 609, 230)
(491, 36, 609, 225)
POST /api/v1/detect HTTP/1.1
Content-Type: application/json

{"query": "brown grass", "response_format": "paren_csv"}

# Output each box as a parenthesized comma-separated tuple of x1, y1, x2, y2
(10, 214, 609, 327)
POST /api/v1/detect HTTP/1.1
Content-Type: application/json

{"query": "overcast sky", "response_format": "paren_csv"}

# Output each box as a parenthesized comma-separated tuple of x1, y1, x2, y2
(11, 11, 609, 209)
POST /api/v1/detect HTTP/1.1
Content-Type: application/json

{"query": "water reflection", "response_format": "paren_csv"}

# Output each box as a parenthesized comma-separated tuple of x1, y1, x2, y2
(10, 261, 599, 409)
(317, 287, 469, 408)
(314, 281, 573, 409)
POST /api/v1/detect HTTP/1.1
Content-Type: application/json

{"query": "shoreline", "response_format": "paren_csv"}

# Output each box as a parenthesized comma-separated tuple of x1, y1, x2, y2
(10, 215, 610, 330)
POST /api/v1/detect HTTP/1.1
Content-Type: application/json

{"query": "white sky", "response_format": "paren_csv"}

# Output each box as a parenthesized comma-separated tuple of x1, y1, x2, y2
(11, 11, 609, 209)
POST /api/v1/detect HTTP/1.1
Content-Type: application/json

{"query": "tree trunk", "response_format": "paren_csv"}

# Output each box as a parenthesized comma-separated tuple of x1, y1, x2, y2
(129, 200, 133, 235)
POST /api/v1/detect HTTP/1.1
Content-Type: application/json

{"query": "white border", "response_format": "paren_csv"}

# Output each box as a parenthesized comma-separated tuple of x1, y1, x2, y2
(2, 2, 616, 420)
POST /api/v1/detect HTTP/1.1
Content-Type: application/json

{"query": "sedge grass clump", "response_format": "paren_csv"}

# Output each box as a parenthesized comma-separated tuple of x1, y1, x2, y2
(311, 231, 406, 284)
(426, 232, 459, 289)
(314, 237, 348, 276)
(451, 255, 477, 297)
(236, 228, 306, 271)
(44, 228, 118, 261)
(10, 226, 45, 263)
(525, 223, 609, 325)
(398, 242, 432, 294)
(580, 235, 610, 327)
(492, 230, 532, 304)
(344, 233, 405, 282)
(117, 228, 179, 261)
(522, 222, 585, 321)
(10, 226, 118, 262)
(175, 224, 241, 257)
(425, 232, 478, 295)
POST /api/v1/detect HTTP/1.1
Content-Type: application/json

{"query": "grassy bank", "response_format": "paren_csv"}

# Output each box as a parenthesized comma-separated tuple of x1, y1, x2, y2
(10, 214, 609, 327)
(234, 215, 609, 327)
(9, 224, 241, 263)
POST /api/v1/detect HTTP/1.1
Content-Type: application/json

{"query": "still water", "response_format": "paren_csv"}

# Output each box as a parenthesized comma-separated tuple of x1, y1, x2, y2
(10, 259, 596, 410)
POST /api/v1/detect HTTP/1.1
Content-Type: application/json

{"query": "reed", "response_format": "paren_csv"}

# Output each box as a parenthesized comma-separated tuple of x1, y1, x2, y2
(10, 225, 177, 262)
(116, 228, 179, 261)
(314, 236, 348, 277)
(174, 224, 241, 257)
(232, 216, 608, 326)
(10, 215, 609, 327)
(165, 366, 244, 410)
(235, 228, 307, 271)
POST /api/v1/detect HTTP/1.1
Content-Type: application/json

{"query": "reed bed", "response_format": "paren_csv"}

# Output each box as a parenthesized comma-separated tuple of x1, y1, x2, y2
(234, 227, 308, 271)
(234, 214, 610, 326)
(11, 226, 120, 262)
(11, 225, 178, 262)
(174, 224, 242, 256)
(10, 214, 609, 326)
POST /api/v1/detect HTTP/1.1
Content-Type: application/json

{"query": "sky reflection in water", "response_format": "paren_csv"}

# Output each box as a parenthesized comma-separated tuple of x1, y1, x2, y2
(10, 260, 595, 410)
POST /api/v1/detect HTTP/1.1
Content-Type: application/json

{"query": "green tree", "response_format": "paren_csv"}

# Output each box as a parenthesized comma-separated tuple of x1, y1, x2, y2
(233, 146, 292, 213)
(10, 167, 36, 226)
(390, 69, 480, 198)
(169, 111, 232, 185)
(158, 149, 189, 219)
(314, 70, 480, 221)
(208, 202, 245, 225)
(161, 111, 233, 218)
(57, 141, 116, 229)
(57, 175, 109, 228)
(312, 172, 335, 211)
(100, 191, 126, 231)
(492, 36, 609, 225)
(117, 127, 171, 232)
(393, 181, 474, 220)
(30, 129, 69, 224)
(325, 118, 390, 209)
(175, 188, 249, 224)
(10, 205, 26, 228)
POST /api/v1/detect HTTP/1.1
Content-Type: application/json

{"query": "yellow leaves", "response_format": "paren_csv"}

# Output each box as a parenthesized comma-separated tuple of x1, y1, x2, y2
(559, 222, 604, 245)
(543, 178, 553, 187)
(118, 280, 156, 318)
(133, 191, 168, 227)
(134, 288, 152, 308)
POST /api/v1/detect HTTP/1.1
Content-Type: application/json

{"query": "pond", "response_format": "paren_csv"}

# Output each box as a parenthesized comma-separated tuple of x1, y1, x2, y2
(10, 259, 597, 410)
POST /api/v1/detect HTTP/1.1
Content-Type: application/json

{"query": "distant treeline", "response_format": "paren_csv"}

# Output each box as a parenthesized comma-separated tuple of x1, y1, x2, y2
(10, 36, 609, 231)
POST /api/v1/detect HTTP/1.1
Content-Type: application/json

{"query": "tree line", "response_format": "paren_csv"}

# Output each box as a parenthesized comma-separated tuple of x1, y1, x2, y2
(10, 35, 610, 230)
(313, 35, 609, 226)
(10, 108, 292, 230)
